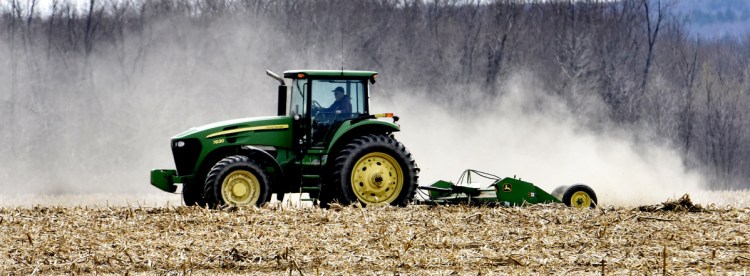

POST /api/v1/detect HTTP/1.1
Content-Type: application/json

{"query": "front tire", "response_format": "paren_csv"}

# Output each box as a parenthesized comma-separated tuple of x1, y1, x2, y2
(325, 134, 418, 207)
(182, 179, 207, 207)
(204, 155, 271, 208)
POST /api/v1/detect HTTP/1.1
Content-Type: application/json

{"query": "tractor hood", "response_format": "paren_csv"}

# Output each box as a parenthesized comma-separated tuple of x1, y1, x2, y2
(172, 116, 291, 140)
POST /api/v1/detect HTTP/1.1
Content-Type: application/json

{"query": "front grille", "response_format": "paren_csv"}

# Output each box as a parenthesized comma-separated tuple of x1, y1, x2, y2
(172, 138, 202, 175)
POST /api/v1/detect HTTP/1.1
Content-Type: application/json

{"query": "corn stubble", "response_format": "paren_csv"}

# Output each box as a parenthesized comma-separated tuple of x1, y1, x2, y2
(0, 200, 748, 274)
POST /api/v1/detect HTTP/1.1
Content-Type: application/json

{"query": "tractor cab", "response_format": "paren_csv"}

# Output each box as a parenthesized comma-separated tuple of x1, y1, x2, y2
(283, 70, 377, 146)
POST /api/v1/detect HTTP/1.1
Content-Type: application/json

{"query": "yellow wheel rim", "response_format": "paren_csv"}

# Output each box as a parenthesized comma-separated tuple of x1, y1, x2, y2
(221, 170, 261, 206)
(570, 191, 593, 208)
(351, 152, 404, 205)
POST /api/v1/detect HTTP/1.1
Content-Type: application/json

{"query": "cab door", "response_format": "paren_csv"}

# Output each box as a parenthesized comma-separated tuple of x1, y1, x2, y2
(289, 78, 310, 150)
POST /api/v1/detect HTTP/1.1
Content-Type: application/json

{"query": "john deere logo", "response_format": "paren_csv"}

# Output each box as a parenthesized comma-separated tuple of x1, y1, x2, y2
(502, 183, 512, 192)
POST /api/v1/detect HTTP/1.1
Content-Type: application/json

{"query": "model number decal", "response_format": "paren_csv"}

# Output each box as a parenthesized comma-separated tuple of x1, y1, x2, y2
(213, 139, 225, 145)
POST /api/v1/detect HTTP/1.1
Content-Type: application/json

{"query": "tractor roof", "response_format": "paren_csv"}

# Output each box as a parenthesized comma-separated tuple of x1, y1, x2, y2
(283, 70, 377, 79)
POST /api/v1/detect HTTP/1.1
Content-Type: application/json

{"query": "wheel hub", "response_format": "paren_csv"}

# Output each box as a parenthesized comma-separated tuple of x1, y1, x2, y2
(351, 152, 404, 205)
(371, 173, 384, 186)
(232, 183, 248, 197)
(570, 191, 592, 208)
(221, 170, 260, 206)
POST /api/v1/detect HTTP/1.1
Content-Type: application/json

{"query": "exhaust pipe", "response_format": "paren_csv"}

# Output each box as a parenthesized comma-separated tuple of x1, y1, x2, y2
(266, 70, 285, 86)
(267, 70, 287, 116)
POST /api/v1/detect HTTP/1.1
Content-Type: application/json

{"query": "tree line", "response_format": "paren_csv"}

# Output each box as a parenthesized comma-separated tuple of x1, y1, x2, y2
(1, 0, 748, 192)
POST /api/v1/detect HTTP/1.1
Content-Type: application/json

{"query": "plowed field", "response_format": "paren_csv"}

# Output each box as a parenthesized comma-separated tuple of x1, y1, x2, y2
(1, 194, 748, 274)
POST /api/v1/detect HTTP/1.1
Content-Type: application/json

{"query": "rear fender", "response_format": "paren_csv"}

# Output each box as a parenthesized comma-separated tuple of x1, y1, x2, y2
(326, 120, 400, 157)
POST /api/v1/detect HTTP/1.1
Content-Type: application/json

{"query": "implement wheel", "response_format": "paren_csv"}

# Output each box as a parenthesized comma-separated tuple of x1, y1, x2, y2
(204, 155, 271, 208)
(325, 134, 418, 207)
(562, 184, 597, 209)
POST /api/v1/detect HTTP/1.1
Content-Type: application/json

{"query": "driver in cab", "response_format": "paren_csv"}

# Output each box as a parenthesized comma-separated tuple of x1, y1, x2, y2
(322, 86, 351, 118)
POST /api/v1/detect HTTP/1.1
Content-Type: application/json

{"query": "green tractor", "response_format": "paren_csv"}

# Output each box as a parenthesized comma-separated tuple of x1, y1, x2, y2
(151, 70, 419, 208)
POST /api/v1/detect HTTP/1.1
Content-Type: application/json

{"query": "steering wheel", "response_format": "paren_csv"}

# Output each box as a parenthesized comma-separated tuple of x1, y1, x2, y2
(312, 100, 323, 111)
(311, 100, 331, 122)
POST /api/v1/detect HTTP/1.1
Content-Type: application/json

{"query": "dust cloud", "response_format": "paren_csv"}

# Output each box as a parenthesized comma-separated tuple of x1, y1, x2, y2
(0, 16, 288, 195)
(377, 73, 708, 207)
(0, 8, 734, 207)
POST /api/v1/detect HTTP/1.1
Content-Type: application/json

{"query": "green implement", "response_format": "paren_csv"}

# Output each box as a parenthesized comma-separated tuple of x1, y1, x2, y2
(417, 169, 598, 208)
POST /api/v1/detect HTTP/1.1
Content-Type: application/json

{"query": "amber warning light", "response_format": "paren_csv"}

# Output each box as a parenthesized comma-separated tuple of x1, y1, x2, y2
(373, 113, 399, 123)
(374, 113, 393, 118)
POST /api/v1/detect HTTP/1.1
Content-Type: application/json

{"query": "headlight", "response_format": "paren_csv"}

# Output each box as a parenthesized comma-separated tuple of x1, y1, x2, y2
(175, 141, 185, 148)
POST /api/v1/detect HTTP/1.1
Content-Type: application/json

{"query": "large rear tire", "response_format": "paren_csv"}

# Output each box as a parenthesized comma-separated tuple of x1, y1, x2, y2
(204, 155, 272, 208)
(324, 134, 418, 207)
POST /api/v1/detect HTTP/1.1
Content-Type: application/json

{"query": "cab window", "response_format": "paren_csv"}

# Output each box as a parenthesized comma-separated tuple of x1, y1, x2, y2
(290, 79, 308, 118)
(310, 79, 366, 119)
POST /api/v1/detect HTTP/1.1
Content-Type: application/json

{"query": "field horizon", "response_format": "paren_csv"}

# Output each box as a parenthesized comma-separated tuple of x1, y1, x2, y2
(1, 189, 748, 208)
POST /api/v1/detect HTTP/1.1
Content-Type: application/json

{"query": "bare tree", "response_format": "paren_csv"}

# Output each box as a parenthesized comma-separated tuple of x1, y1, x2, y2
(84, 0, 97, 57)
(484, 0, 522, 94)
(639, 0, 664, 94)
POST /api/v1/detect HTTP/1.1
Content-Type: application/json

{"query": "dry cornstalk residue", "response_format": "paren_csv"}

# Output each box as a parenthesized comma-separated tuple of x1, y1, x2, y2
(0, 202, 748, 274)
(638, 194, 705, 212)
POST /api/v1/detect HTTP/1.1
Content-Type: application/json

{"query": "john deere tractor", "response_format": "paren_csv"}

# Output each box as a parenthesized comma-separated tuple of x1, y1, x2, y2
(151, 70, 418, 207)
